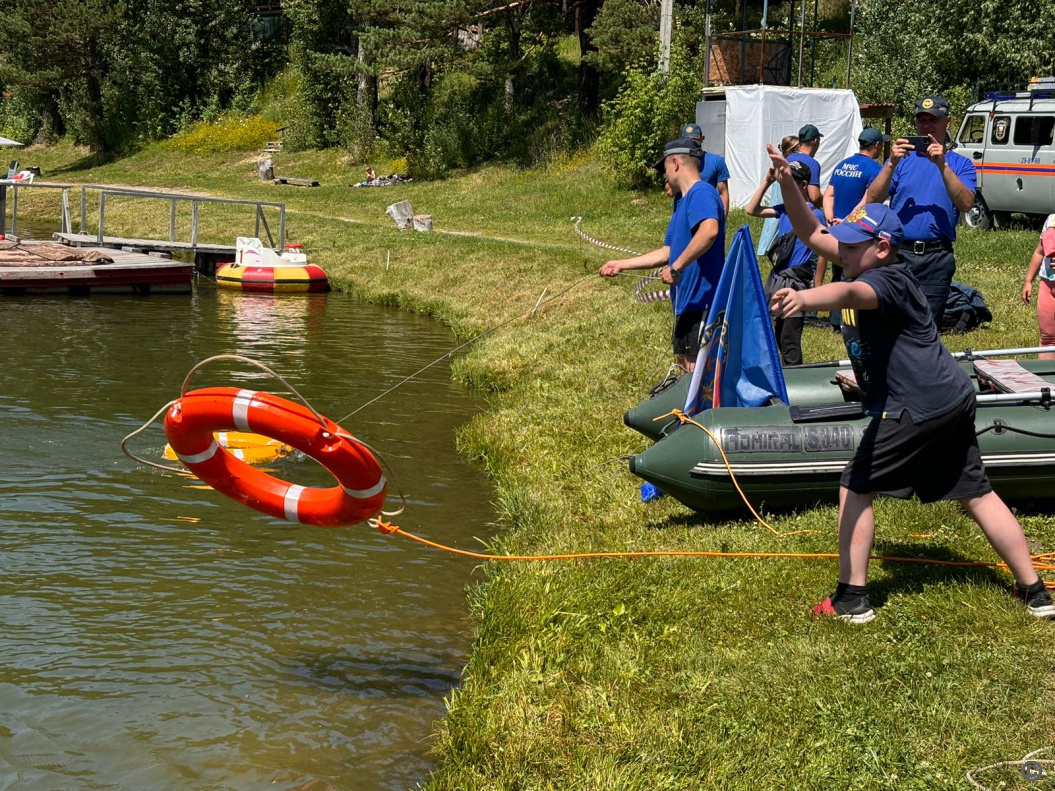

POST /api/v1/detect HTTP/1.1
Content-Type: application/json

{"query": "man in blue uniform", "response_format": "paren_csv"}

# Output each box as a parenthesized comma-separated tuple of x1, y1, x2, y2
(680, 123, 730, 216)
(788, 123, 823, 208)
(599, 138, 726, 373)
(824, 127, 888, 225)
(866, 95, 976, 329)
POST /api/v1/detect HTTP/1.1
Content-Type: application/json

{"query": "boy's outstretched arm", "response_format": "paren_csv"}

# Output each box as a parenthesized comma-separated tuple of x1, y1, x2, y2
(771, 281, 878, 318)
(766, 144, 840, 261)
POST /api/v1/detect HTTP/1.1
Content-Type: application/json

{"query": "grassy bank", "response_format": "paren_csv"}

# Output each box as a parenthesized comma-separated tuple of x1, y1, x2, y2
(16, 142, 1055, 790)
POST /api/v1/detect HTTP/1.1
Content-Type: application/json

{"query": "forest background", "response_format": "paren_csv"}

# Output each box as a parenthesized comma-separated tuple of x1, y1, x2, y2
(2, 0, 1055, 184)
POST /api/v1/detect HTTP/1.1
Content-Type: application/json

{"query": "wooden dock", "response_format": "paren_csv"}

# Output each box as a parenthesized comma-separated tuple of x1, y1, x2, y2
(53, 232, 236, 257)
(0, 239, 193, 295)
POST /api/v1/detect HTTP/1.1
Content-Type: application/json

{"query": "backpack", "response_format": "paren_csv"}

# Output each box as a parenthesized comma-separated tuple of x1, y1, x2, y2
(767, 229, 798, 272)
(941, 281, 992, 334)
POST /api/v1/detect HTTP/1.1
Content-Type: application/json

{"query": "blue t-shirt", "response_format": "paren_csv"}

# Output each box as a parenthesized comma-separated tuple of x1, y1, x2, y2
(787, 152, 821, 187)
(699, 152, 730, 190)
(888, 150, 976, 242)
(773, 204, 826, 271)
(841, 262, 973, 421)
(829, 153, 882, 219)
(664, 180, 725, 315)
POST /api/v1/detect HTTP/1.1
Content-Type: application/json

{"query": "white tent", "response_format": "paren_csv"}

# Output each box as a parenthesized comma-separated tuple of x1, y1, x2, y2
(0, 136, 24, 147)
(696, 85, 864, 208)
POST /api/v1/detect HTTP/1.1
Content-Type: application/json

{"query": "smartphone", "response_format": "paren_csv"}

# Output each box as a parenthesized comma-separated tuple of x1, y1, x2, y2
(905, 135, 931, 153)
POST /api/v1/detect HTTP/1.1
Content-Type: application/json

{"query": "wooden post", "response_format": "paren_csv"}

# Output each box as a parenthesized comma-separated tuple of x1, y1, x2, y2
(169, 199, 176, 241)
(61, 188, 70, 233)
(98, 193, 106, 244)
(658, 0, 673, 74)
(80, 185, 87, 233)
(845, 0, 857, 89)
(798, 0, 807, 86)
(703, 0, 712, 87)
(190, 200, 199, 248)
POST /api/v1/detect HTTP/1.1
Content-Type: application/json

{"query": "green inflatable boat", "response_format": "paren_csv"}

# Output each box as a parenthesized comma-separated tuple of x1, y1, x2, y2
(629, 354, 1055, 515)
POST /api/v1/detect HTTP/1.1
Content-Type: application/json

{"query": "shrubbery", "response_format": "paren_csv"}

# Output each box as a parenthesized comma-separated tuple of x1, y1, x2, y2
(596, 42, 701, 190)
(158, 115, 283, 154)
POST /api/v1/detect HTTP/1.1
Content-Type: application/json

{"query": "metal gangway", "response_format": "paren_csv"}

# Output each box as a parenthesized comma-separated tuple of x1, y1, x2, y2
(0, 180, 286, 270)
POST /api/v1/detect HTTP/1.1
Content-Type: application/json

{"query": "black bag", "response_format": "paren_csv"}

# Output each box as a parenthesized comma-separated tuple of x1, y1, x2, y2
(940, 281, 993, 334)
(764, 264, 813, 305)
(767, 229, 798, 272)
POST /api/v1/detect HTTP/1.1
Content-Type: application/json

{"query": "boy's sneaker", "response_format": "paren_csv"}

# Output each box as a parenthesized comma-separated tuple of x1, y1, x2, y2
(1013, 583, 1055, 619)
(813, 592, 876, 624)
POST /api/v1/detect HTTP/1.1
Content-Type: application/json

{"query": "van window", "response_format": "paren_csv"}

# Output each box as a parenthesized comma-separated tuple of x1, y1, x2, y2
(991, 116, 1011, 145)
(1013, 116, 1055, 147)
(959, 114, 986, 145)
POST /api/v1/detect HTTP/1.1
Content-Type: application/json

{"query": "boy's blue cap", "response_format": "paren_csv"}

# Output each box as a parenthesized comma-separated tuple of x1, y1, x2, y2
(826, 204, 903, 246)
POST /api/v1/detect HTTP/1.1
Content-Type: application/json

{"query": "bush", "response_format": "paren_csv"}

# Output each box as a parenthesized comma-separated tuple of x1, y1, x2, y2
(158, 114, 282, 153)
(596, 42, 701, 190)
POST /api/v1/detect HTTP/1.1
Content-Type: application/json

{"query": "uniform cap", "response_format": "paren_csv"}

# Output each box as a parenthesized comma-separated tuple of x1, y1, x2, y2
(858, 127, 891, 147)
(680, 123, 704, 139)
(652, 137, 702, 171)
(798, 124, 823, 141)
(914, 95, 950, 117)
(788, 160, 812, 182)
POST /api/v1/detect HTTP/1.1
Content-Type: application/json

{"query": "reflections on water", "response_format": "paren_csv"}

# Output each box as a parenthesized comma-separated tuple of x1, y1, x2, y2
(0, 286, 494, 790)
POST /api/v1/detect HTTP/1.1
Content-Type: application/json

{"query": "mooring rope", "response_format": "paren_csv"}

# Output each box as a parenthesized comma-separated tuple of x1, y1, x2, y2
(571, 216, 671, 304)
(967, 747, 1054, 790)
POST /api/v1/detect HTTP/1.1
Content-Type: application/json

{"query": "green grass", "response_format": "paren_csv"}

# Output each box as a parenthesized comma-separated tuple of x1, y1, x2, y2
(16, 140, 1055, 790)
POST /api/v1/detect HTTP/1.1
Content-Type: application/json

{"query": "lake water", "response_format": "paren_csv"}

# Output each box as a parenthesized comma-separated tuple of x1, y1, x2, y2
(0, 236, 495, 790)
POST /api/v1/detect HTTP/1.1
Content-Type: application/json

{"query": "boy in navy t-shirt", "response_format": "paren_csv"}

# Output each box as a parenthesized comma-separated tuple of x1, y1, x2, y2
(600, 138, 725, 373)
(764, 142, 1054, 624)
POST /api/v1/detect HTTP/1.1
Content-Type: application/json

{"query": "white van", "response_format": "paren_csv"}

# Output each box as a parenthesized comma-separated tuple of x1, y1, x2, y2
(956, 77, 1055, 229)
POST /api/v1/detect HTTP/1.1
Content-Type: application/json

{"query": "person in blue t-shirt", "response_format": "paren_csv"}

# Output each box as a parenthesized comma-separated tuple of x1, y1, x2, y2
(866, 95, 977, 329)
(680, 123, 730, 216)
(745, 159, 828, 366)
(764, 141, 1054, 625)
(818, 126, 889, 329)
(599, 138, 725, 373)
(787, 123, 823, 208)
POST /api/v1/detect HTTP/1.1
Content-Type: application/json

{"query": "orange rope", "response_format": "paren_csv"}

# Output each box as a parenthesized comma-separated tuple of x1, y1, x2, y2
(652, 408, 819, 537)
(369, 520, 1055, 587)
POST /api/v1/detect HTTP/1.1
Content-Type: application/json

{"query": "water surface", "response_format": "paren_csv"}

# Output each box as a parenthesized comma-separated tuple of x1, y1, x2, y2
(0, 270, 494, 790)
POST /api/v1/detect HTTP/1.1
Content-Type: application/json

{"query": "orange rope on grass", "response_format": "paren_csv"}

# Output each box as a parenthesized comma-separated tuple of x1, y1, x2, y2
(369, 520, 1055, 586)
(652, 408, 820, 537)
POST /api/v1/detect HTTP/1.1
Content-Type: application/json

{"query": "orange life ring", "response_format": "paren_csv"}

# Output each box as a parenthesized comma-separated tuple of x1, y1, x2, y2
(164, 387, 386, 527)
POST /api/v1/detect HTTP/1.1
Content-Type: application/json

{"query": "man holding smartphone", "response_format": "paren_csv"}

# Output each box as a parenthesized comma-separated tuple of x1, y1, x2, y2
(866, 95, 976, 329)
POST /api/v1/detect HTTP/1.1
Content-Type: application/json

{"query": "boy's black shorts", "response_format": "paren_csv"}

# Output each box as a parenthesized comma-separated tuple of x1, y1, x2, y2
(672, 310, 704, 357)
(841, 395, 992, 503)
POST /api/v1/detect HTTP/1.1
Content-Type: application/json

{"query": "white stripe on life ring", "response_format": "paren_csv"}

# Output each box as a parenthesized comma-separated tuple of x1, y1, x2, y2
(343, 476, 386, 499)
(176, 439, 219, 465)
(284, 484, 305, 523)
(232, 390, 257, 432)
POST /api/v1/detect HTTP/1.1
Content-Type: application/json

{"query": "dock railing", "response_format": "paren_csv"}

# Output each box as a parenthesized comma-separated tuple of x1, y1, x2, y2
(0, 180, 286, 250)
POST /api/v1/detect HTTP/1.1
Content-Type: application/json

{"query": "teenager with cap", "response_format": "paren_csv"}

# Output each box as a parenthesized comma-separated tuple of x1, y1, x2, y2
(680, 122, 730, 216)
(746, 159, 828, 366)
(599, 138, 726, 373)
(787, 123, 823, 208)
(866, 95, 976, 330)
(764, 141, 1053, 624)
(817, 126, 890, 328)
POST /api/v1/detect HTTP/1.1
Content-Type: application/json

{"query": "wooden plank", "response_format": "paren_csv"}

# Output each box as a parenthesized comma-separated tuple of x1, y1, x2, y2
(273, 177, 320, 187)
(52, 232, 236, 255)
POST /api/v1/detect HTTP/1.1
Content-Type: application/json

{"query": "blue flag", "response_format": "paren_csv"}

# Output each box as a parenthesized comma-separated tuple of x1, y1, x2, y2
(683, 226, 788, 415)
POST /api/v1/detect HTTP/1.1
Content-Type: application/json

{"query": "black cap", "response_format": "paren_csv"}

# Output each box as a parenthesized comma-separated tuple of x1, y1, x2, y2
(788, 160, 812, 182)
(652, 137, 702, 171)
(858, 127, 891, 147)
(914, 95, 950, 118)
(798, 124, 823, 142)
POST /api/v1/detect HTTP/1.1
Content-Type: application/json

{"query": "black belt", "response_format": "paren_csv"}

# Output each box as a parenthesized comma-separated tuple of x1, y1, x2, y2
(900, 239, 953, 254)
